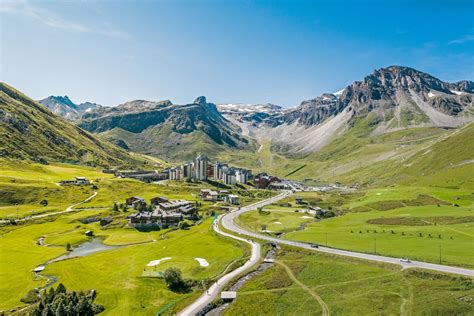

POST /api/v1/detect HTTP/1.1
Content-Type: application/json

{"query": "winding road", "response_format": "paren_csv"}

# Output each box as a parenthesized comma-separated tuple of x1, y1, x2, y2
(181, 190, 474, 315)
(178, 218, 261, 316)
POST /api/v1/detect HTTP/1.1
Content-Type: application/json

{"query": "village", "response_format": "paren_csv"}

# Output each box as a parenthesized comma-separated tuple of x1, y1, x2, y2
(102, 154, 296, 190)
(57, 154, 343, 230)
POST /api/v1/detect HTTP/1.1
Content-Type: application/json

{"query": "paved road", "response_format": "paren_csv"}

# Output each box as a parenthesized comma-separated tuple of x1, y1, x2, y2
(222, 191, 474, 277)
(178, 218, 261, 316)
(0, 191, 98, 224)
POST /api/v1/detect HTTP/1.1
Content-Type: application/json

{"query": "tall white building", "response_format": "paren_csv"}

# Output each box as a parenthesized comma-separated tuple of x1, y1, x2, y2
(193, 154, 209, 180)
(223, 168, 236, 185)
(235, 168, 250, 183)
(182, 163, 193, 179)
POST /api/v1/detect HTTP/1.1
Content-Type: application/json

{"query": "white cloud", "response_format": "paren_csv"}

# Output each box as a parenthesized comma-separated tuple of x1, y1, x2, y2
(448, 34, 474, 45)
(0, 0, 128, 39)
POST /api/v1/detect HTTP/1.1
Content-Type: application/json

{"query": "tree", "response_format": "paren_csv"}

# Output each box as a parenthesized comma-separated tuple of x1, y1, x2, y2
(66, 243, 72, 252)
(179, 221, 191, 230)
(113, 203, 119, 212)
(56, 283, 67, 294)
(163, 267, 188, 292)
(55, 301, 66, 316)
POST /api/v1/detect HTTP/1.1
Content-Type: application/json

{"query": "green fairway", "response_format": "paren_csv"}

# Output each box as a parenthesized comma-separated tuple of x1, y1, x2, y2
(237, 206, 316, 234)
(239, 186, 474, 268)
(225, 247, 474, 315)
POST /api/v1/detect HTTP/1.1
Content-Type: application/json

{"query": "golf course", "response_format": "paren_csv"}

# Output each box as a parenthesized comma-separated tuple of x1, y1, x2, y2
(238, 187, 474, 268)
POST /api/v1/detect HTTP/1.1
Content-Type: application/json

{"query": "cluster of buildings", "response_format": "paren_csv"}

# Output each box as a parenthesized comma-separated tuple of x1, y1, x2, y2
(126, 196, 196, 228)
(254, 173, 290, 190)
(200, 189, 240, 204)
(168, 154, 252, 185)
(109, 154, 295, 192)
(59, 177, 91, 186)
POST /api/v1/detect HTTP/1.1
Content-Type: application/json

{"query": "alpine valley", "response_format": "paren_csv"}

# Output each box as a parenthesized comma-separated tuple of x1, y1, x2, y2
(1, 65, 474, 316)
(27, 65, 473, 186)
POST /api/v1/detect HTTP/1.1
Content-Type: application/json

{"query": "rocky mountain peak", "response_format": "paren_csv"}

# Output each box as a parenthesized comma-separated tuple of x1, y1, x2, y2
(193, 96, 207, 105)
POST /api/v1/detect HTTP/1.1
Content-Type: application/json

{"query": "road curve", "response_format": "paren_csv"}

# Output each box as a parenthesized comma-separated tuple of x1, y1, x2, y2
(178, 218, 261, 316)
(222, 190, 474, 277)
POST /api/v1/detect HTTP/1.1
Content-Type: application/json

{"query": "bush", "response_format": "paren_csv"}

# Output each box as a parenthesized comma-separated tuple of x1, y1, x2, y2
(179, 221, 191, 230)
(163, 268, 191, 293)
(20, 289, 40, 304)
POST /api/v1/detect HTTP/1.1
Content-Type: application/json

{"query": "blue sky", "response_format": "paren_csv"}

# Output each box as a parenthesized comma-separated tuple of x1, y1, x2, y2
(1, 0, 473, 107)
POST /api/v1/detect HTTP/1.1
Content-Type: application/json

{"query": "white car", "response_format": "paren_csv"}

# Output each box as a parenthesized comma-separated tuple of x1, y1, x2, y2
(400, 258, 411, 263)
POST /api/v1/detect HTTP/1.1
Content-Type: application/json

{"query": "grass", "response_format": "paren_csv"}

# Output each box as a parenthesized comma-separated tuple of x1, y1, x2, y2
(44, 218, 245, 315)
(0, 209, 246, 313)
(239, 186, 474, 268)
(237, 206, 315, 234)
(225, 247, 474, 315)
(0, 160, 110, 217)
(0, 161, 251, 313)
(0, 83, 147, 167)
(220, 122, 474, 190)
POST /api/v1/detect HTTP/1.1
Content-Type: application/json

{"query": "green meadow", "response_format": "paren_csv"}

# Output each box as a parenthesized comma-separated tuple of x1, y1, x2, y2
(225, 247, 474, 315)
(239, 186, 474, 268)
(0, 208, 246, 313)
(0, 160, 252, 313)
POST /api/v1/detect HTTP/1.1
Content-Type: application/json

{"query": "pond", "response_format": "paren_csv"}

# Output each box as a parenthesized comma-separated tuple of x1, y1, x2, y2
(47, 237, 120, 264)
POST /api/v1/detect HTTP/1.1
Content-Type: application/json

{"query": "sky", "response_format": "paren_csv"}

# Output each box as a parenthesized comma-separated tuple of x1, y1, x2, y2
(1, 0, 473, 107)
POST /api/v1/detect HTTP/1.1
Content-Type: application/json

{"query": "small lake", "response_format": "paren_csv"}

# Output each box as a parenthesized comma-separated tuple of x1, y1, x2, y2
(47, 237, 119, 264)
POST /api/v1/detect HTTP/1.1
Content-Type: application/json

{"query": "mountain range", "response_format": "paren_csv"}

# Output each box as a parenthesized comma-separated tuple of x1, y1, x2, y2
(0, 83, 146, 167)
(39, 95, 102, 121)
(58, 66, 472, 161)
(1, 65, 472, 184)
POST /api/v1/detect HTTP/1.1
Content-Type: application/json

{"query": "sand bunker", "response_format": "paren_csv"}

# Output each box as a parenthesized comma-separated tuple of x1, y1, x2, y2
(195, 258, 209, 267)
(274, 221, 282, 224)
(146, 257, 172, 267)
(301, 216, 312, 219)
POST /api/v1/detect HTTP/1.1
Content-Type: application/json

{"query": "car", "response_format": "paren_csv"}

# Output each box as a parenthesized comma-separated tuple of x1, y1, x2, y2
(310, 243, 319, 248)
(400, 258, 411, 263)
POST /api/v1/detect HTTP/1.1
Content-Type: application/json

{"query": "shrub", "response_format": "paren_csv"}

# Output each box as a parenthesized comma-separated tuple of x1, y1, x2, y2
(163, 268, 191, 293)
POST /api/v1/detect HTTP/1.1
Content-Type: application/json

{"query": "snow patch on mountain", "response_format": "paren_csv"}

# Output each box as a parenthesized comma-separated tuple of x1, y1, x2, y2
(217, 103, 283, 115)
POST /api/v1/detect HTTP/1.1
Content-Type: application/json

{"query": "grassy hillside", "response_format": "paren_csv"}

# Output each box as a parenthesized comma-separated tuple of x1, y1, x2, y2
(240, 187, 474, 268)
(228, 117, 473, 188)
(225, 247, 474, 315)
(0, 161, 249, 313)
(0, 82, 148, 167)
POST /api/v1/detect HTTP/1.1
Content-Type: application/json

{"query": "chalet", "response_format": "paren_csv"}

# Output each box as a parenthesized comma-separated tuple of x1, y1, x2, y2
(200, 189, 212, 199)
(268, 181, 287, 190)
(179, 205, 197, 219)
(224, 194, 240, 205)
(100, 217, 112, 227)
(157, 200, 194, 212)
(126, 196, 147, 210)
(295, 197, 304, 204)
(202, 190, 219, 202)
(150, 196, 169, 205)
(128, 210, 182, 228)
(85, 230, 94, 236)
(75, 177, 90, 184)
(59, 177, 91, 186)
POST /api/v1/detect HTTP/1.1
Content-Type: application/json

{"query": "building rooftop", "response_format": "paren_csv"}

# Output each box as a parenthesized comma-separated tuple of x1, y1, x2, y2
(221, 291, 237, 299)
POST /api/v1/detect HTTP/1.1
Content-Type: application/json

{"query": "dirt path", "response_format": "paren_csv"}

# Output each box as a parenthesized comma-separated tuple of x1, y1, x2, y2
(0, 192, 98, 224)
(275, 260, 330, 316)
